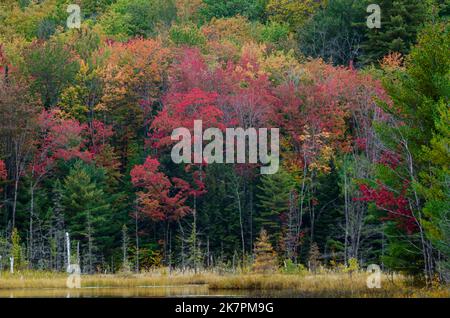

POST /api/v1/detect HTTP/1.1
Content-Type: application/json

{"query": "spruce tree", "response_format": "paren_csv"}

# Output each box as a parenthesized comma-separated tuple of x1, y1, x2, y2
(308, 242, 321, 273)
(256, 168, 295, 247)
(253, 229, 278, 273)
(361, 0, 428, 64)
(62, 161, 111, 273)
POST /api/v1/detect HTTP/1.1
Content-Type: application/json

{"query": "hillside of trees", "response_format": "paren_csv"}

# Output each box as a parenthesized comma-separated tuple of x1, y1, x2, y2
(0, 0, 448, 286)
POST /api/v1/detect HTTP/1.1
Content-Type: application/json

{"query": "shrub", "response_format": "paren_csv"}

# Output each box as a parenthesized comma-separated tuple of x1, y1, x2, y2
(169, 23, 206, 48)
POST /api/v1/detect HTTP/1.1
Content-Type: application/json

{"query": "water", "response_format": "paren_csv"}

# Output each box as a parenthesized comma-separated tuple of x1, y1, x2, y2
(0, 286, 294, 298)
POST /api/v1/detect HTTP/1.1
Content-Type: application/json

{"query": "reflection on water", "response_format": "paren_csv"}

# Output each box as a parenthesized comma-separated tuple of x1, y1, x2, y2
(0, 286, 295, 298)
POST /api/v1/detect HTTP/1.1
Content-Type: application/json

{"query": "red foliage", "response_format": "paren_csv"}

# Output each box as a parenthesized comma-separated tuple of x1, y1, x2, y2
(30, 109, 93, 180)
(0, 160, 5, 205)
(0, 160, 6, 184)
(169, 48, 212, 93)
(168, 47, 276, 128)
(272, 60, 388, 171)
(378, 150, 402, 169)
(130, 157, 192, 222)
(86, 120, 114, 154)
(357, 183, 417, 234)
(150, 88, 224, 149)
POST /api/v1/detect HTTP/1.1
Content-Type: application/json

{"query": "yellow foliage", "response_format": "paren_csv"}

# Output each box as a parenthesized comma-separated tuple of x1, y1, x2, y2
(266, 0, 325, 30)
(176, 0, 203, 22)
(0, 0, 59, 40)
(202, 16, 254, 46)
(260, 49, 307, 85)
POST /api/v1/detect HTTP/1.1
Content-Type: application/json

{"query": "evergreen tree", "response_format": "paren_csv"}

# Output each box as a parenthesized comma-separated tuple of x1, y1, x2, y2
(256, 168, 295, 247)
(361, 0, 428, 64)
(253, 228, 278, 273)
(308, 242, 321, 273)
(411, 24, 449, 282)
(200, 164, 247, 259)
(370, 22, 449, 279)
(62, 161, 111, 273)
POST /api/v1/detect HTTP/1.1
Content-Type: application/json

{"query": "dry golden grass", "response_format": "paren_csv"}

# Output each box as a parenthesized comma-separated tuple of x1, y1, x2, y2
(0, 270, 448, 298)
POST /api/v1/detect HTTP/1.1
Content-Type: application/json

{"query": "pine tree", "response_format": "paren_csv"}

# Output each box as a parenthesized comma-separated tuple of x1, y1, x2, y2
(361, 0, 428, 64)
(62, 161, 111, 273)
(411, 23, 449, 282)
(366, 22, 449, 281)
(186, 220, 203, 272)
(252, 229, 278, 273)
(256, 168, 295, 247)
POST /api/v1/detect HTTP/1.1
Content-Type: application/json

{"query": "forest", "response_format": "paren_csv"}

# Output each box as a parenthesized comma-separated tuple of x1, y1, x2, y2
(0, 0, 448, 292)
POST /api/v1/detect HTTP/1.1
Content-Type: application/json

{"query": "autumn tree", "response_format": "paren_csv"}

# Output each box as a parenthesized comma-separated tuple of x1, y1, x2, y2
(266, 0, 324, 31)
(22, 40, 79, 108)
(0, 160, 6, 185)
(130, 157, 192, 261)
(0, 159, 6, 208)
(98, 39, 171, 169)
(253, 228, 278, 273)
(0, 57, 40, 230)
(308, 242, 321, 273)
(100, 0, 177, 39)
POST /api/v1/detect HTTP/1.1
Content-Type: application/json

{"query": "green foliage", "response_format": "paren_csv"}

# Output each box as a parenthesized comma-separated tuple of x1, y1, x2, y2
(62, 161, 113, 270)
(343, 257, 359, 273)
(81, 0, 115, 18)
(411, 23, 450, 281)
(169, 23, 207, 48)
(11, 228, 25, 271)
(256, 168, 295, 244)
(259, 21, 290, 44)
(373, 22, 449, 277)
(298, 0, 366, 65)
(22, 39, 79, 108)
(282, 259, 307, 274)
(199, 0, 268, 22)
(266, 0, 324, 31)
(361, 0, 429, 64)
(100, 0, 177, 39)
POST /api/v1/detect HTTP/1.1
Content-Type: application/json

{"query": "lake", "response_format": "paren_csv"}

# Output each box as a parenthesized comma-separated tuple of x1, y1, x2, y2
(0, 285, 294, 298)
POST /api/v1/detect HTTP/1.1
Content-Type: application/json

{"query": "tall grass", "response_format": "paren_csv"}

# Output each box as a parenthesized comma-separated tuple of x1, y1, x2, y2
(0, 269, 448, 298)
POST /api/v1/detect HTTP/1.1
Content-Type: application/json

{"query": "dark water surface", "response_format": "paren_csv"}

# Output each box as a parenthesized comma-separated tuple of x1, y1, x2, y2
(0, 285, 294, 298)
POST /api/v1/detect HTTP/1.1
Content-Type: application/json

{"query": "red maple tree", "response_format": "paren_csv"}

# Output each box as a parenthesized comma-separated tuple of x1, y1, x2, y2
(357, 182, 418, 234)
(130, 157, 192, 222)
